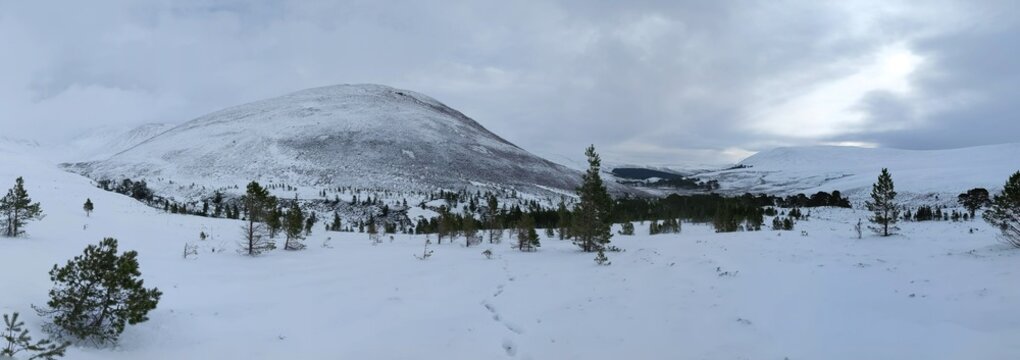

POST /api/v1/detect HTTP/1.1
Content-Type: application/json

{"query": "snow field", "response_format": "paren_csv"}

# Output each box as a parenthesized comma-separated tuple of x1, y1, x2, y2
(1, 143, 1018, 359)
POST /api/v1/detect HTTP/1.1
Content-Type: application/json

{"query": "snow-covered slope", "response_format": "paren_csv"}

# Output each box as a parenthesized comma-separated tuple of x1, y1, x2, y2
(61, 123, 177, 162)
(700, 144, 1020, 204)
(2, 139, 1018, 359)
(63, 84, 591, 199)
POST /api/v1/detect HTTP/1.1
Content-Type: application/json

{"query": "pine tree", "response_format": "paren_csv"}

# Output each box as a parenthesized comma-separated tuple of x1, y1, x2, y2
(2, 312, 69, 359)
(367, 218, 380, 243)
(0, 177, 44, 237)
(330, 212, 342, 232)
(436, 206, 452, 244)
(516, 214, 540, 252)
(83, 198, 94, 217)
(865, 168, 900, 237)
(556, 200, 571, 240)
(463, 212, 479, 247)
(572, 146, 613, 252)
(983, 171, 1020, 248)
(304, 211, 317, 236)
(283, 202, 305, 250)
(958, 188, 991, 219)
(34, 238, 162, 345)
(485, 195, 502, 243)
(239, 181, 277, 255)
(266, 207, 282, 239)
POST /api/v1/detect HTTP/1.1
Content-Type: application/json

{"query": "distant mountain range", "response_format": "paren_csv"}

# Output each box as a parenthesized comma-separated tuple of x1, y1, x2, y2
(53, 84, 1017, 206)
(692, 144, 1020, 205)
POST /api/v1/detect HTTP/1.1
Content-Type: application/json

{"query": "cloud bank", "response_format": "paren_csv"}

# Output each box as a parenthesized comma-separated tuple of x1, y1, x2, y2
(1, 0, 1016, 166)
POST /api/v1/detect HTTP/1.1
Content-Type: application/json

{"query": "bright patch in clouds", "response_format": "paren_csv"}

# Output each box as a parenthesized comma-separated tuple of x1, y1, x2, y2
(749, 43, 923, 139)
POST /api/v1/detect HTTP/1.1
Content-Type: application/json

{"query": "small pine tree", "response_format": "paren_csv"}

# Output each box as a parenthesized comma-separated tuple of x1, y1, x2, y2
(436, 207, 451, 244)
(556, 201, 571, 240)
(329, 212, 342, 232)
(34, 238, 162, 345)
(865, 168, 900, 236)
(983, 171, 1020, 248)
(304, 211, 317, 236)
(516, 215, 540, 252)
(266, 207, 282, 239)
(463, 212, 479, 247)
(0, 177, 44, 237)
(486, 195, 502, 243)
(283, 203, 306, 250)
(2, 312, 69, 359)
(83, 198, 94, 217)
(594, 248, 610, 265)
(619, 222, 635, 235)
(367, 218, 380, 244)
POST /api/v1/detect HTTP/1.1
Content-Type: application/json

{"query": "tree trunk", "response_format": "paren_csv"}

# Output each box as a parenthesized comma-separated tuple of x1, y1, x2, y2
(247, 219, 255, 255)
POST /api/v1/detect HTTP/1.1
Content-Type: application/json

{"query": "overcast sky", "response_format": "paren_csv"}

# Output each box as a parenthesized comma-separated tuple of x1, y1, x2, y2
(1, 0, 1017, 166)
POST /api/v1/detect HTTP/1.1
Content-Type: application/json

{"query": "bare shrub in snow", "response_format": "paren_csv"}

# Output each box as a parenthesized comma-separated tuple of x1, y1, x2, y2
(414, 239, 434, 260)
(182, 243, 198, 259)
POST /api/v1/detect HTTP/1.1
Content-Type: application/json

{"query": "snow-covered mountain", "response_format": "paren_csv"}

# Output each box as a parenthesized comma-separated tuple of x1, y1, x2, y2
(61, 123, 178, 162)
(63, 84, 595, 199)
(698, 143, 1020, 204)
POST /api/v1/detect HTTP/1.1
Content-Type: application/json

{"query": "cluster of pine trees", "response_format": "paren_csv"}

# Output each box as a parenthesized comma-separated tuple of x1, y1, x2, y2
(903, 205, 972, 222)
(775, 191, 852, 208)
(648, 218, 681, 235)
(96, 178, 153, 202)
(236, 182, 324, 255)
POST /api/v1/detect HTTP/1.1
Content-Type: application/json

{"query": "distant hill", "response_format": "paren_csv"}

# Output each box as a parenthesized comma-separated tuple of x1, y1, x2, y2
(63, 84, 626, 200)
(697, 144, 1020, 205)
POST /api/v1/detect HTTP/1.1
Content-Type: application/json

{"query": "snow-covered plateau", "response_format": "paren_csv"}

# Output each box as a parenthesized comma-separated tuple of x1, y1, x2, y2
(1, 136, 1018, 359)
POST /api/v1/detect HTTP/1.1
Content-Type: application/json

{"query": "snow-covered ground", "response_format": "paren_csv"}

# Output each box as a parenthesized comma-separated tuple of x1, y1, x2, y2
(1, 141, 1018, 359)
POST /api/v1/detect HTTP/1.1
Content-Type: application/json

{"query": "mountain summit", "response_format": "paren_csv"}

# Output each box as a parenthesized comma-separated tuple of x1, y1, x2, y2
(65, 84, 583, 197)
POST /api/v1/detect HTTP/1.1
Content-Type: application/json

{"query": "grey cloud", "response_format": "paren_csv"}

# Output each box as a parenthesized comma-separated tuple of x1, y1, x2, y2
(0, 0, 1017, 166)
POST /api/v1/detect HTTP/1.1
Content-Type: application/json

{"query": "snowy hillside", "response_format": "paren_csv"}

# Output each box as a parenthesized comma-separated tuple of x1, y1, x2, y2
(60, 123, 177, 162)
(1, 139, 1018, 359)
(699, 144, 1020, 204)
(62, 84, 604, 201)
